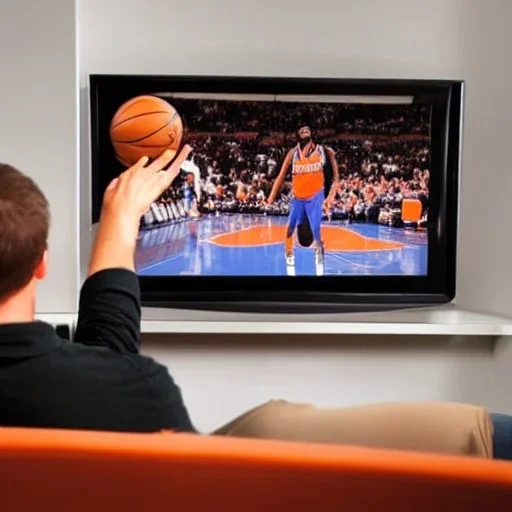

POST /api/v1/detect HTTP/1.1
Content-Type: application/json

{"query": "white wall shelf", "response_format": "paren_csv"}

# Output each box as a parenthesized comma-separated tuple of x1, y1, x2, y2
(139, 305, 512, 337)
(35, 306, 512, 337)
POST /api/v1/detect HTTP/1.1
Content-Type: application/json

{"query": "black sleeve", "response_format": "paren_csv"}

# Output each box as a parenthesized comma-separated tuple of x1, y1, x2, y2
(148, 364, 197, 433)
(74, 268, 141, 354)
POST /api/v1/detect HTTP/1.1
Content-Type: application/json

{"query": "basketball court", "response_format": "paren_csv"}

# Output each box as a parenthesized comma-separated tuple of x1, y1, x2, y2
(135, 215, 428, 276)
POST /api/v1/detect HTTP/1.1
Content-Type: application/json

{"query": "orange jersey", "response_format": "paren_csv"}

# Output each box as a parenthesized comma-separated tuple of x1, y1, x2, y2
(291, 144, 326, 199)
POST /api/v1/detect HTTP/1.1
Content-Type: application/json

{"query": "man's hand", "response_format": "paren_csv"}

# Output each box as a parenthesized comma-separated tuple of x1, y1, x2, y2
(102, 145, 193, 221)
(88, 145, 192, 277)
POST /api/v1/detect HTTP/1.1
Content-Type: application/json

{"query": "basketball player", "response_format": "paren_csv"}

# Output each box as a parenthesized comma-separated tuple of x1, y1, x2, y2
(180, 154, 201, 202)
(182, 172, 197, 217)
(267, 126, 339, 275)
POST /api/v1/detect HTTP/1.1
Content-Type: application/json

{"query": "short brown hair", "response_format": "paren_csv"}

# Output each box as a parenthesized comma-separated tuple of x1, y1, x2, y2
(0, 164, 50, 301)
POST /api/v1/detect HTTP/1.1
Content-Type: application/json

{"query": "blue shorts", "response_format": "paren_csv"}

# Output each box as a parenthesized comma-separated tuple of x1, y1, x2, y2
(288, 189, 323, 241)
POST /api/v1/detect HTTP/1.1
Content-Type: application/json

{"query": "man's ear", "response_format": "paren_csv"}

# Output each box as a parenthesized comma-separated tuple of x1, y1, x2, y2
(34, 249, 48, 280)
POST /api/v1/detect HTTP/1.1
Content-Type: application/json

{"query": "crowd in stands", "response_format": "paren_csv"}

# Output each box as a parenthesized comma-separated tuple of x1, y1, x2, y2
(142, 100, 430, 230)
(169, 99, 430, 136)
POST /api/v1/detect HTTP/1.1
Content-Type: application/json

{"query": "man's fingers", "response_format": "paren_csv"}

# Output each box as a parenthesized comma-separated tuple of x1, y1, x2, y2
(117, 156, 150, 185)
(102, 177, 119, 204)
(125, 156, 150, 175)
(140, 145, 194, 204)
(149, 170, 175, 200)
(145, 149, 175, 174)
(106, 177, 119, 192)
(134, 155, 150, 169)
(149, 145, 193, 195)
(167, 144, 193, 175)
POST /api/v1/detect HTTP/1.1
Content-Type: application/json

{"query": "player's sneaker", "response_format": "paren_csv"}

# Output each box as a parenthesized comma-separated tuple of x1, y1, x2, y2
(286, 253, 296, 276)
(315, 247, 325, 276)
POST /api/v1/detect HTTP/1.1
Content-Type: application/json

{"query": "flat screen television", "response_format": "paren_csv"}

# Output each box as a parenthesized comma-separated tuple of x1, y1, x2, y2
(89, 75, 462, 313)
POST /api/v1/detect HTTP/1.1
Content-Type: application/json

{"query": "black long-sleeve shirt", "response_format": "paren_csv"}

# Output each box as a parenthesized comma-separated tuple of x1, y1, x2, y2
(0, 269, 196, 433)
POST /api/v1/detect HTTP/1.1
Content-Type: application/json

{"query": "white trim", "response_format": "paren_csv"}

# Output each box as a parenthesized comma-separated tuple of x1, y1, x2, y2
(155, 92, 414, 104)
(140, 306, 512, 336)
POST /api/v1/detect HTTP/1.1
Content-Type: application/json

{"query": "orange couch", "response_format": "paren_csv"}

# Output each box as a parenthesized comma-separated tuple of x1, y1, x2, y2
(1, 427, 512, 511)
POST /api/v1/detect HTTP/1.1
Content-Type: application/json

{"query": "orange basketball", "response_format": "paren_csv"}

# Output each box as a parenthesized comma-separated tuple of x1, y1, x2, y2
(110, 95, 184, 167)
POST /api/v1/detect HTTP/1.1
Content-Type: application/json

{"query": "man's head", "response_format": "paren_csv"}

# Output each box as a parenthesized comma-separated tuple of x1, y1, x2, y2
(0, 164, 49, 303)
(297, 126, 312, 148)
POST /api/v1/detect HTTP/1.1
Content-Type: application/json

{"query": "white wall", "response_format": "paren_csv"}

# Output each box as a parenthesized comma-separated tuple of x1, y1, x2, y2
(144, 334, 499, 432)
(76, 0, 512, 426)
(455, 1, 512, 318)
(0, 0, 79, 313)
(79, 0, 464, 78)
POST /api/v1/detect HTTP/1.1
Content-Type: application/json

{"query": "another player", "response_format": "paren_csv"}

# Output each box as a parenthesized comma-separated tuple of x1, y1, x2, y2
(182, 173, 197, 213)
(181, 154, 201, 202)
(267, 126, 339, 275)
(181, 154, 201, 218)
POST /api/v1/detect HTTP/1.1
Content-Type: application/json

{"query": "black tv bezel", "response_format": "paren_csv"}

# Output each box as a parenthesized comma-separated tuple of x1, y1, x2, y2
(89, 75, 462, 310)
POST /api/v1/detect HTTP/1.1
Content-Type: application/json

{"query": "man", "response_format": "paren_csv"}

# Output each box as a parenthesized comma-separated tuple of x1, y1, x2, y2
(0, 151, 511, 460)
(267, 126, 339, 276)
(180, 153, 201, 204)
(0, 148, 196, 432)
(182, 172, 198, 216)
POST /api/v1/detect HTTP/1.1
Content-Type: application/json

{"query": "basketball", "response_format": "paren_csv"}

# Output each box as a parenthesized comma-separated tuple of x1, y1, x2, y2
(110, 95, 184, 167)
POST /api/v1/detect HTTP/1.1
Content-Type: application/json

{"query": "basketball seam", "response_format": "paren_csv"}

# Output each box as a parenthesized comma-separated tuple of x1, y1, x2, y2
(116, 96, 156, 117)
(123, 143, 181, 148)
(112, 113, 179, 144)
(115, 97, 147, 118)
(111, 110, 173, 131)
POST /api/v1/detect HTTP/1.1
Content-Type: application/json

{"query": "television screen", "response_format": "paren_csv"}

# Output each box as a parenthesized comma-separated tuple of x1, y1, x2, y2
(89, 76, 461, 310)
